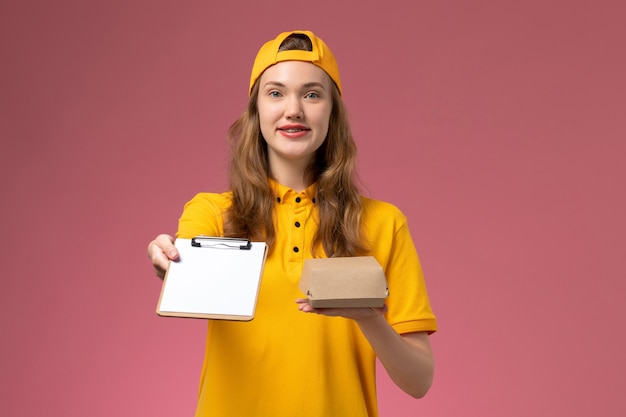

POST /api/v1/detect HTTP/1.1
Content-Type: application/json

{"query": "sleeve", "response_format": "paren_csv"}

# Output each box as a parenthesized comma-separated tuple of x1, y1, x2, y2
(176, 193, 229, 239)
(384, 216, 438, 335)
(364, 199, 437, 335)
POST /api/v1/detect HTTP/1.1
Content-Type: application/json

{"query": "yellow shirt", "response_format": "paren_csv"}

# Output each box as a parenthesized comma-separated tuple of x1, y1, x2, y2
(177, 180, 437, 417)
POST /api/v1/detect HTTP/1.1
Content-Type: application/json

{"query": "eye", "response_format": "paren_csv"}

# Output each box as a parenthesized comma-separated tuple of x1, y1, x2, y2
(305, 92, 320, 99)
(269, 90, 282, 98)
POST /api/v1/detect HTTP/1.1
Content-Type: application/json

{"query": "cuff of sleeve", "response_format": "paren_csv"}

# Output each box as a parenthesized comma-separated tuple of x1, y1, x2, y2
(391, 319, 438, 335)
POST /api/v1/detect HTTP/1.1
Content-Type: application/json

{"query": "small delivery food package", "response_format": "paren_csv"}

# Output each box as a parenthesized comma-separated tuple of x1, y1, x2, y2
(299, 256, 389, 308)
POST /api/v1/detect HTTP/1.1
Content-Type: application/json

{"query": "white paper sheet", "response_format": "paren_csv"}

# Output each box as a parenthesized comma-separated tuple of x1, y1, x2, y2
(157, 238, 267, 320)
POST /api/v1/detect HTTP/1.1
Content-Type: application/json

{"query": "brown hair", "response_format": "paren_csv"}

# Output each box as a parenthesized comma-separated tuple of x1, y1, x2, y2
(223, 34, 367, 257)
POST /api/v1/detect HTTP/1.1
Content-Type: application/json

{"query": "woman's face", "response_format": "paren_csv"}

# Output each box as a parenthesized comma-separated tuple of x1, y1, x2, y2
(257, 61, 333, 173)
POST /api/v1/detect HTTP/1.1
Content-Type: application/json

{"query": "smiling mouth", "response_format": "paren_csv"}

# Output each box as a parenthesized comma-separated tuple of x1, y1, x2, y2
(280, 128, 307, 133)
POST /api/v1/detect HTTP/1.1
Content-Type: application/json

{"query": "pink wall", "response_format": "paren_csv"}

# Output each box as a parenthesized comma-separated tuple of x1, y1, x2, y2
(2, 1, 625, 416)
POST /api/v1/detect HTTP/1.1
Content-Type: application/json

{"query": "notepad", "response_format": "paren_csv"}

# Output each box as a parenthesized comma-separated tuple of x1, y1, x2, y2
(157, 237, 268, 321)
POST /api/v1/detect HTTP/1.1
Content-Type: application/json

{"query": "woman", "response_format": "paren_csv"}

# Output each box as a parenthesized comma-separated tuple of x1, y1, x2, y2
(148, 30, 437, 417)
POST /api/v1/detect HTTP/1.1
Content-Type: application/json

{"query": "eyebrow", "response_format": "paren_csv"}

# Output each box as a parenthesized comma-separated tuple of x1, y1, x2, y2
(263, 81, 327, 90)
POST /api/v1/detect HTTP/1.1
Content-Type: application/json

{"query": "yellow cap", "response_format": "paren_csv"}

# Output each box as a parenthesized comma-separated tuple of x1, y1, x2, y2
(249, 30, 342, 96)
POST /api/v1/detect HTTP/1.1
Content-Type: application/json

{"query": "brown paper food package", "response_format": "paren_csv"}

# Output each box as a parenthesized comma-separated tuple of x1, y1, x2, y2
(299, 256, 389, 308)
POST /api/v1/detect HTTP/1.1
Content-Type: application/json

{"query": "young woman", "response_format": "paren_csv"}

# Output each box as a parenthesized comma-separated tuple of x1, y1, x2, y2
(148, 30, 437, 417)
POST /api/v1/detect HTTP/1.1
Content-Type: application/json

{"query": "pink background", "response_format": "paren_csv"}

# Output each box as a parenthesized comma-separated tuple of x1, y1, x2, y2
(2, 1, 625, 416)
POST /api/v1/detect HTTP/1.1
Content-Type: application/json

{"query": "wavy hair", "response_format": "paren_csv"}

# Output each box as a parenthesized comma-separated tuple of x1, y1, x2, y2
(223, 34, 368, 257)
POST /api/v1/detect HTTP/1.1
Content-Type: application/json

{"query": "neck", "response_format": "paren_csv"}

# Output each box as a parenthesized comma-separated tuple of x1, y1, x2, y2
(269, 157, 314, 192)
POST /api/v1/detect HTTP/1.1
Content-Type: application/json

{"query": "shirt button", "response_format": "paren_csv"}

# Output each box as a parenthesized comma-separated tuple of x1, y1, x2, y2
(276, 197, 281, 203)
(312, 198, 316, 204)
(295, 197, 301, 203)
(295, 221, 301, 228)
(293, 247, 299, 253)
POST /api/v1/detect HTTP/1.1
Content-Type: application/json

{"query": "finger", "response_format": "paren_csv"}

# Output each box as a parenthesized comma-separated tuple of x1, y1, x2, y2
(154, 265, 166, 280)
(147, 234, 178, 261)
(147, 243, 171, 279)
(147, 235, 177, 280)
(150, 245, 171, 271)
(298, 303, 316, 313)
(154, 234, 179, 260)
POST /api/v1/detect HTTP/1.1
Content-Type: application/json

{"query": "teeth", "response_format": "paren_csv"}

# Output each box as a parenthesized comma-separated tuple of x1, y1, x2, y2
(284, 129, 302, 132)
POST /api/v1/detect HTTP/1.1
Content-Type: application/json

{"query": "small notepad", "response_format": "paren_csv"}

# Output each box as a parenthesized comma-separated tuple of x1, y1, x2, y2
(157, 237, 268, 321)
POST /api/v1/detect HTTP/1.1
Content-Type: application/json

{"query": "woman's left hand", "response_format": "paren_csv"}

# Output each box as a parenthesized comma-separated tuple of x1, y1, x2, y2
(295, 298, 387, 322)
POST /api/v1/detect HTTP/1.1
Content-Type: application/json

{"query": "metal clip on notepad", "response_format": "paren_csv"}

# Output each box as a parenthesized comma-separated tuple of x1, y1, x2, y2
(191, 236, 252, 250)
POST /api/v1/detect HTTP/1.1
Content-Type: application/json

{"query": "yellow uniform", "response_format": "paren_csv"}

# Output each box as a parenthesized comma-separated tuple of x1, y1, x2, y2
(177, 180, 437, 417)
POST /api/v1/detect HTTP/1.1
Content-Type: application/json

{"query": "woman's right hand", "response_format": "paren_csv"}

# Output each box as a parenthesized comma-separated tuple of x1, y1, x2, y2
(147, 234, 179, 279)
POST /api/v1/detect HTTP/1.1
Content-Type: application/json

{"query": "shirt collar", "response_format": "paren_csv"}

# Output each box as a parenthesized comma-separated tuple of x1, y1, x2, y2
(270, 178, 317, 205)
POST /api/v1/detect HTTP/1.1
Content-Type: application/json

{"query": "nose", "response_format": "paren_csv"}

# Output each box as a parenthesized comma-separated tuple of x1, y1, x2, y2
(285, 96, 303, 119)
